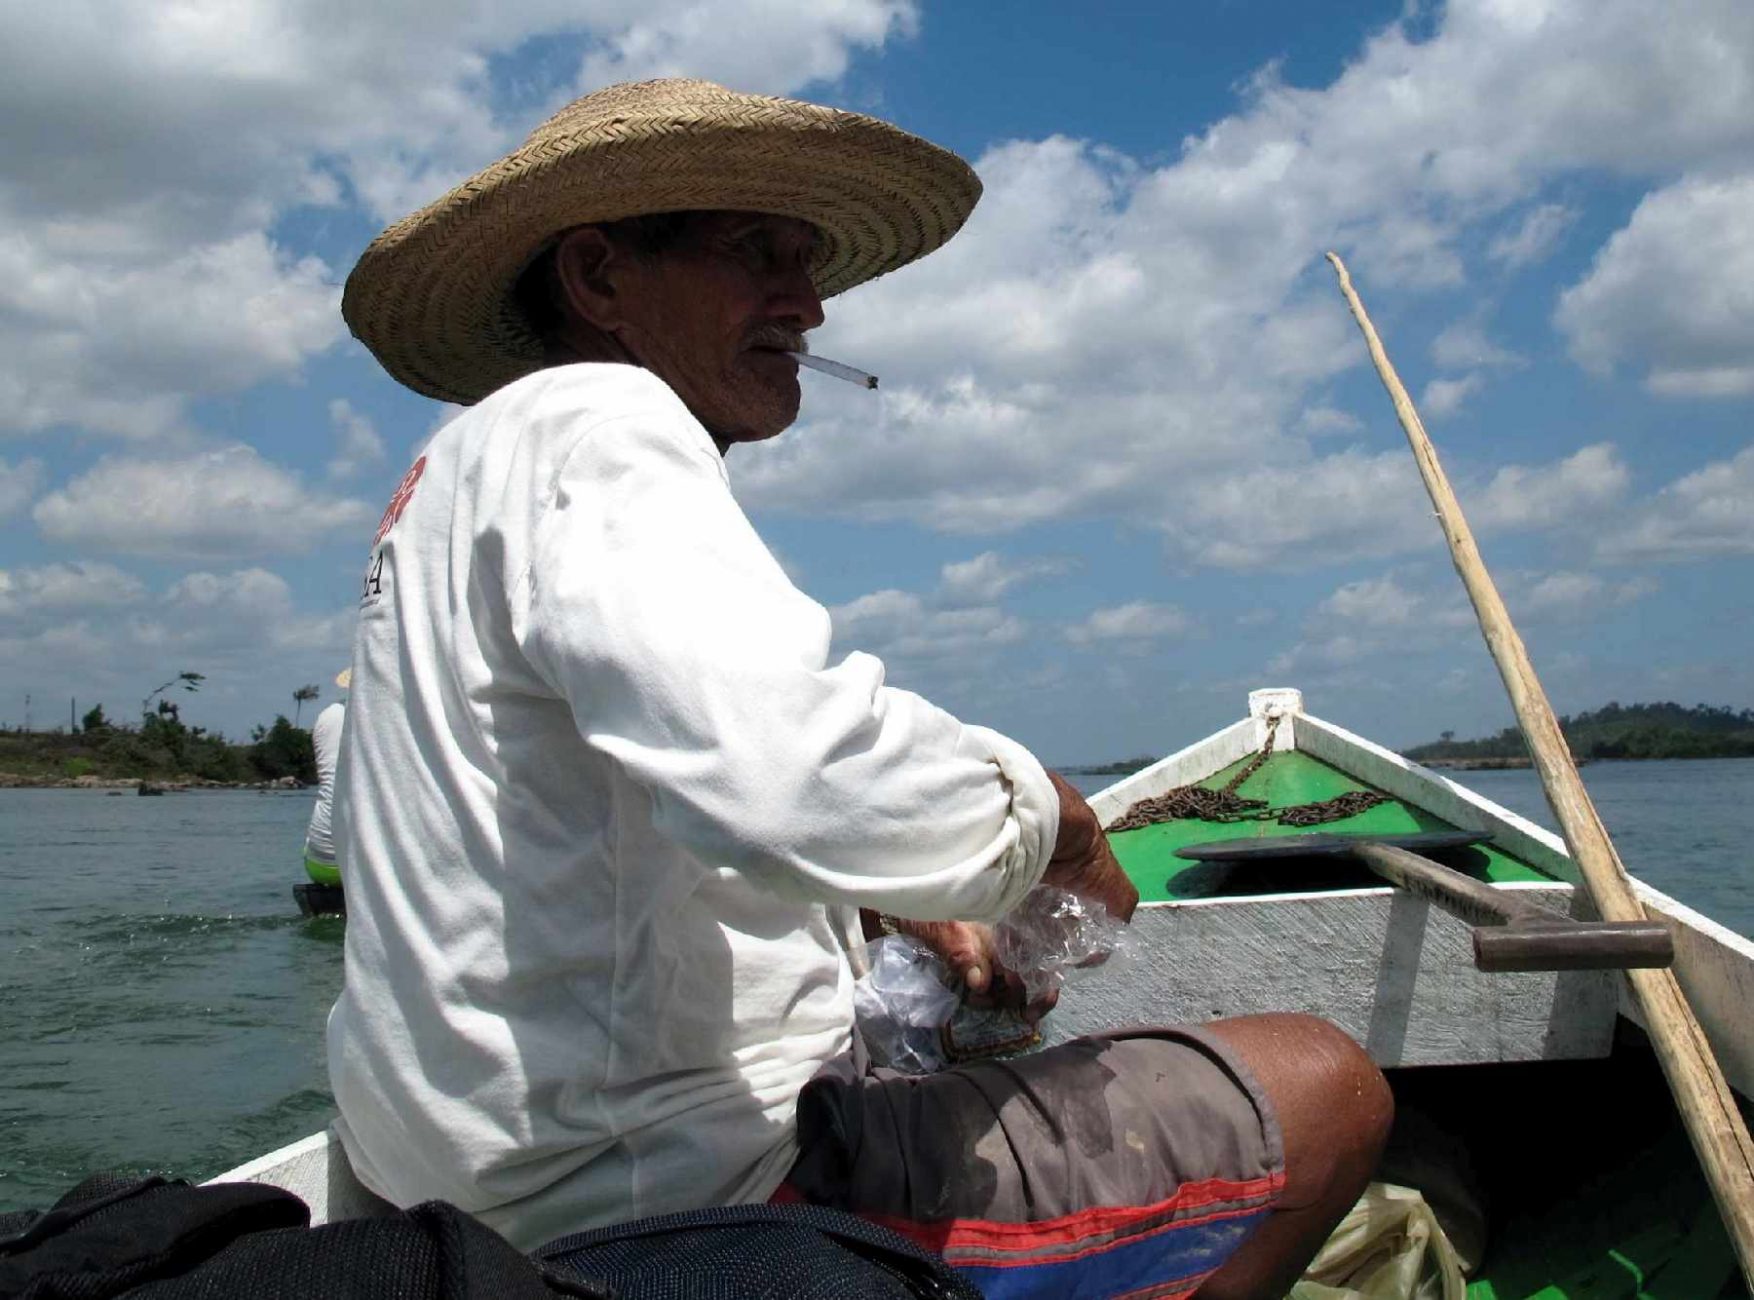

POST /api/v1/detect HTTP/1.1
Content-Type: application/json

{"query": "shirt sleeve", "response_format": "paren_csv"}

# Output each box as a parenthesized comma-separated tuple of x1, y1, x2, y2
(513, 380, 1057, 923)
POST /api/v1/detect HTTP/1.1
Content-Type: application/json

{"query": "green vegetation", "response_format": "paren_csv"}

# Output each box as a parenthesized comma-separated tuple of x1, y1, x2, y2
(0, 669, 324, 787)
(1408, 702, 1754, 763)
(1060, 755, 1157, 776)
(0, 707, 316, 788)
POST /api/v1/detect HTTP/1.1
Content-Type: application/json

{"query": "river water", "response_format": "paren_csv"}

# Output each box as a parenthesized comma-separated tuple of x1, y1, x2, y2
(2, 758, 1751, 1214)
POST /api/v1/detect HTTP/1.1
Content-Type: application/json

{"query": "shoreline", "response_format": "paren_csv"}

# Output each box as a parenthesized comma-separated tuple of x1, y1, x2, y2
(0, 773, 308, 792)
(1415, 756, 1537, 770)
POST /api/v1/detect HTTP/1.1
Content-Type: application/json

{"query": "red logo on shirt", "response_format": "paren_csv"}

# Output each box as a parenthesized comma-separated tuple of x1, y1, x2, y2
(374, 456, 427, 545)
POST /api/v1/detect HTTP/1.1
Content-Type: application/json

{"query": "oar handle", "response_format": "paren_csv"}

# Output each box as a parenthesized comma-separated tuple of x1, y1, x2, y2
(1472, 921, 1674, 972)
(1351, 842, 1674, 972)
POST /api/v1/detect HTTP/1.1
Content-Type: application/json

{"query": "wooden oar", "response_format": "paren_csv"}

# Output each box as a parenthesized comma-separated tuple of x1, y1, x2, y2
(1350, 841, 1672, 972)
(1175, 832, 1674, 972)
(1326, 251, 1754, 1286)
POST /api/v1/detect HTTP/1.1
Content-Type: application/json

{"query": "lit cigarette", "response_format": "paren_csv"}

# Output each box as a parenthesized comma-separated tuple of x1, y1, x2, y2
(786, 351, 878, 390)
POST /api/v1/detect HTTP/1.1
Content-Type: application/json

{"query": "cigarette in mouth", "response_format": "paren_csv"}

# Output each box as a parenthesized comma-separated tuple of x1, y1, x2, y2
(786, 352, 879, 390)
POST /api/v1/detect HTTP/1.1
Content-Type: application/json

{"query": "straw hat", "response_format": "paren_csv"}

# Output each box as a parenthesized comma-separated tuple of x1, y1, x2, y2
(343, 78, 983, 404)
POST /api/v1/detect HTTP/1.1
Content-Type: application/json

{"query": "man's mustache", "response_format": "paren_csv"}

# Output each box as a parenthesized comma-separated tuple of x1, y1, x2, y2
(745, 326, 808, 353)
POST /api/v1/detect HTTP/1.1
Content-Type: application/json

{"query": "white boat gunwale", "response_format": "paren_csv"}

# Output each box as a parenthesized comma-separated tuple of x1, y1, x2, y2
(212, 687, 1754, 1226)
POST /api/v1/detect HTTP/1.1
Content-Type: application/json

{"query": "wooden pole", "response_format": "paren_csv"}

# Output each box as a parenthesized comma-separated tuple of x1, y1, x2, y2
(1326, 251, 1754, 1285)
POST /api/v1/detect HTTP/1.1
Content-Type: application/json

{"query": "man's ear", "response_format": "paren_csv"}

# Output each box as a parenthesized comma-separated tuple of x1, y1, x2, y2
(552, 227, 624, 332)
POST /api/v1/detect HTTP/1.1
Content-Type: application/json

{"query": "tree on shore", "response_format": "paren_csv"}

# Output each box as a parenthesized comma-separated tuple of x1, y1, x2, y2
(250, 715, 317, 783)
(1408, 702, 1754, 762)
(141, 671, 204, 722)
(292, 683, 320, 727)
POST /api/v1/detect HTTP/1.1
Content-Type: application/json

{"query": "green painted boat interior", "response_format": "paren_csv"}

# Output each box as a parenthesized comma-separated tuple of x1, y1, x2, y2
(1100, 745, 1750, 1296)
(1387, 1044, 1748, 1299)
(1106, 750, 1557, 904)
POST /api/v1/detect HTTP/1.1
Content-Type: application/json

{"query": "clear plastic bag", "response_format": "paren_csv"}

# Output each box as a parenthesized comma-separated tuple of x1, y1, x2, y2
(852, 887, 1137, 1073)
(992, 885, 1137, 1004)
(851, 932, 962, 1073)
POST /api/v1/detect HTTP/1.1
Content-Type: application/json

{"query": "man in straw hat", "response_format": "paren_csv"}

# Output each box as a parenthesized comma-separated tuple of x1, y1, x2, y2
(329, 78, 1390, 1297)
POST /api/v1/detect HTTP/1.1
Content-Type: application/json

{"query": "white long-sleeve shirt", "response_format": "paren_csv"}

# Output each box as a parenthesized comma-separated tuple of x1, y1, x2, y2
(327, 363, 1058, 1249)
(302, 701, 345, 864)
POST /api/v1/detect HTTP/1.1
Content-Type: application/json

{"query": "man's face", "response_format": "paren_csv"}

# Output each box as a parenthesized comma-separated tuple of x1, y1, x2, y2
(610, 212, 826, 447)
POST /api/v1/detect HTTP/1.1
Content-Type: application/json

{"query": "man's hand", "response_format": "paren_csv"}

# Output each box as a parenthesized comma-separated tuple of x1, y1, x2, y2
(855, 775, 1132, 1028)
(880, 917, 1060, 1025)
(1042, 771, 1139, 923)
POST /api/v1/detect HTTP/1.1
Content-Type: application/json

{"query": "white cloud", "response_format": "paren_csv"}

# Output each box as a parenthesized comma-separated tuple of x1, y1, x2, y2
(33, 444, 375, 558)
(937, 550, 1071, 604)
(1598, 443, 1754, 562)
(326, 398, 388, 480)
(578, 1, 916, 94)
(832, 588, 1026, 663)
(0, 455, 43, 517)
(1421, 323, 1524, 418)
(1421, 374, 1485, 418)
(0, 561, 355, 735)
(1431, 321, 1523, 372)
(1064, 601, 1191, 645)
(1472, 443, 1630, 529)
(827, 547, 1068, 671)
(1154, 450, 1433, 571)
(1488, 202, 1577, 268)
(1271, 562, 1653, 676)
(1556, 174, 1754, 397)
(0, 561, 147, 615)
(1508, 570, 1656, 621)
(1316, 574, 1473, 631)
(0, 1, 919, 441)
(1297, 406, 1364, 436)
(153, 568, 355, 654)
(739, 0, 1754, 567)
(0, 228, 342, 441)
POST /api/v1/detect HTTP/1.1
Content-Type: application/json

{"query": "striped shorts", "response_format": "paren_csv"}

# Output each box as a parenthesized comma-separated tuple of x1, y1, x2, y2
(774, 1026, 1284, 1299)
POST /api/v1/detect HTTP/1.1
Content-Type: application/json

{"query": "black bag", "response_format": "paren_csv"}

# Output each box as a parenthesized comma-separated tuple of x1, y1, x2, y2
(536, 1202, 980, 1299)
(0, 1174, 979, 1300)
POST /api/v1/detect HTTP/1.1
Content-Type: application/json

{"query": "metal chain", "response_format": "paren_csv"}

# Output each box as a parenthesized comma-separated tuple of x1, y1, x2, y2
(1105, 785, 1268, 832)
(1276, 789, 1389, 826)
(1107, 716, 1278, 832)
(1107, 714, 1389, 832)
(1222, 714, 1279, 794)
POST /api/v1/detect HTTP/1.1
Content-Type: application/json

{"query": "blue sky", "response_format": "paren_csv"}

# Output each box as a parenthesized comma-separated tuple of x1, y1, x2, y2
(3, 0, 1752, 762)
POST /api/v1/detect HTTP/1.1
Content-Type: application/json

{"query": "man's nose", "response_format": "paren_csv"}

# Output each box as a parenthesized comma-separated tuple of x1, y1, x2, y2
(769, 263, 825, 330)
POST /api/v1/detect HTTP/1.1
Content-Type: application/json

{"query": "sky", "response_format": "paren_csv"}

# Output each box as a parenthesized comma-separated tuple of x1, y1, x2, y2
(2, 0, 1752, 762)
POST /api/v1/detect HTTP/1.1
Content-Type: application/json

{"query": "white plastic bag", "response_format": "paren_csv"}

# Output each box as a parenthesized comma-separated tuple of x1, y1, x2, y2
(1289, 1182, 1467, 1300)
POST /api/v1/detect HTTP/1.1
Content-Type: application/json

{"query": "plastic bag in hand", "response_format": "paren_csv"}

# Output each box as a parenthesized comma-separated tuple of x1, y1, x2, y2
(852, 887, 1137, 1073)
(851, 933, 961, 1073)
(992, 886, 1138, 1005)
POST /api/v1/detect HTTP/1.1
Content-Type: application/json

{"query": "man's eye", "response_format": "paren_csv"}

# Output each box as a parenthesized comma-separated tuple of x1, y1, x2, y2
(718, 227, 809, 273)
(729, 234, 772, 263)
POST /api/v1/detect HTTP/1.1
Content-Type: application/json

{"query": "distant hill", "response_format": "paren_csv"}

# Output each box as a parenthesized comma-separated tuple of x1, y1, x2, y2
(1058, 756, 1157, 777)
(1406, 702, 1754, 763)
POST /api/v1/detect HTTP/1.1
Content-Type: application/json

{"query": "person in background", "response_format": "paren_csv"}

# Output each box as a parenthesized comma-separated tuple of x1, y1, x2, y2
(302, 669, 348, 889)
(329, 78, 1392, 1300)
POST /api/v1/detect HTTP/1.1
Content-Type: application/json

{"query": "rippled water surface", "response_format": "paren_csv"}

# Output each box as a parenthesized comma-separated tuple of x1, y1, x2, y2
(1455, 758, 1754, 939)
(3, 760, 1751, 1213)
(0, 790, 341, 1212)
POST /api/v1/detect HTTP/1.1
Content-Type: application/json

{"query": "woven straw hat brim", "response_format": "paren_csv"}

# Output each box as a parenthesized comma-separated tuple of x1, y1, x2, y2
(342, 79, 982, 404)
